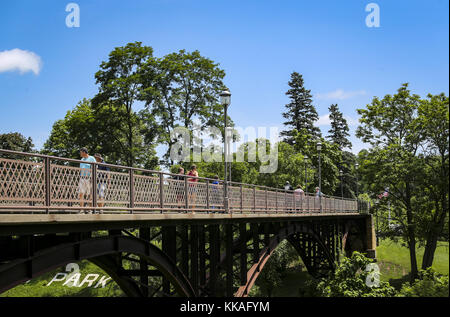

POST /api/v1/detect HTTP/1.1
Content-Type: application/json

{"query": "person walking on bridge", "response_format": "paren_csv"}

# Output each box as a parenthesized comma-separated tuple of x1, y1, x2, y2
(294, 185, 304, 211)
(284, 181, 293, 191)
(78, 148, 96, 214)
(187, 165, 199, 213)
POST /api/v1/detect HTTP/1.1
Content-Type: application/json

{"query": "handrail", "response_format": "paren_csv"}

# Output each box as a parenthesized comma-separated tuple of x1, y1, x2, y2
(0, 149, 359, 214)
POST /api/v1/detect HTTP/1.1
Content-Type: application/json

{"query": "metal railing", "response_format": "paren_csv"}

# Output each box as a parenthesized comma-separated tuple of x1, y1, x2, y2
(0, 149, 360, 214)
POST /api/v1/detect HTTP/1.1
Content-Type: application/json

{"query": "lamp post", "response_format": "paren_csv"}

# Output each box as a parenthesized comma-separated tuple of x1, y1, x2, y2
(317, 142, 322, 212)
(355, 162, 359, 212)
(220, 89, 231, 213)
(304, 155, 308, 192)
(340, 169, 344, 199)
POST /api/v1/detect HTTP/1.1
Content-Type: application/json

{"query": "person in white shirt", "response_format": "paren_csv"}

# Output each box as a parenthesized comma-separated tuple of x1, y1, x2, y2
(294, 185, 304, 211)
(78, 147, 96, 213)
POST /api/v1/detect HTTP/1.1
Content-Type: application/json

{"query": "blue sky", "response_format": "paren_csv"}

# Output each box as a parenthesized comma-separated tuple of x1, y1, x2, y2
(1, 0, 448, 155)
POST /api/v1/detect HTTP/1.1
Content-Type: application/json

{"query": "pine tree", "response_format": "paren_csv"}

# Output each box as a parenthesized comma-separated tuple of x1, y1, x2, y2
(280, 72, 321, 144)
(327, 103, 352, 150)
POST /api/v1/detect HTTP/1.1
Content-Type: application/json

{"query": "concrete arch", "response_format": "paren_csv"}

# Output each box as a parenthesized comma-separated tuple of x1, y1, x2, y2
(0, 235, 195, 297)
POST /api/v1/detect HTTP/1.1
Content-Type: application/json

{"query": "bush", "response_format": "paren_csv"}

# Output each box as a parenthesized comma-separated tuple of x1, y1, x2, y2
(317, 251, 397, 297)
(398, 268, 449, 297)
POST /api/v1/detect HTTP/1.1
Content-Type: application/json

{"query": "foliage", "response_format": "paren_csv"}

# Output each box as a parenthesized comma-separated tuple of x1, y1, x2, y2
(398, 268, 449, 297)
(255, 240, 298, 297)
(0, 132, 35, 160)
(327, 103, 351, 150)
(42, 98, 159, 169)
(280, 72, 321, 143)
(317, 251, 397, 297)
(141, 49, 229, 166)
(292, 132, 341, 194)
(91, 42, 159, 168)
(356, 83, 449, 279)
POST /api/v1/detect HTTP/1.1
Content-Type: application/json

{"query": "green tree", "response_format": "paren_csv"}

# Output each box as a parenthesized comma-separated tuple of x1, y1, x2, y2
(292, 132, 341, 195)
(357, 83, 426, 280)
(280, 72, 321, 144)
(141, 49, 229, 166)
(0, 132, 35, 160)
(43, 99, 95, 159)
(42, 99, 159, 169)
(255, 240, 295, 297)
(327, 103, 352, 150)
(415, 93, 449, 269)
(92, 42, 158, 167)
(0, 132, 34, 153)
(317, 251, 397, 297)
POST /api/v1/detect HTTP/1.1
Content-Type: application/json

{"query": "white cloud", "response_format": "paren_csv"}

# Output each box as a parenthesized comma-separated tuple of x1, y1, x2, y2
(315, 113, 359, 127)
(316, 114, 331, 126)
(315, 89, 366, 100)
(0, 49, 42, 75)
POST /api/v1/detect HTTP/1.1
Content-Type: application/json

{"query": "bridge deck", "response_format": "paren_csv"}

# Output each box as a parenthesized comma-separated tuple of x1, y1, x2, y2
(0, 212, 363, 236)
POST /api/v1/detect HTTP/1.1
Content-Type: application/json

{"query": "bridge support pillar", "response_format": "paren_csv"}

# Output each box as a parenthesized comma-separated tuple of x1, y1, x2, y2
(365, 215, 377, 259)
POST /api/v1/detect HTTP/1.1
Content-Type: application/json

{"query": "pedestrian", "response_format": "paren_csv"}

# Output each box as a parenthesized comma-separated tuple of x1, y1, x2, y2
(315, 186, 322, 212)
(211, 175, 220, 212)
(315, 187, 322, 197)
(284, 181, 293, 191)
(78, 148, 96, 214)
(187, 165, 199, 213)
(94, 153, 110, 214)
(294, 185, 304, 211)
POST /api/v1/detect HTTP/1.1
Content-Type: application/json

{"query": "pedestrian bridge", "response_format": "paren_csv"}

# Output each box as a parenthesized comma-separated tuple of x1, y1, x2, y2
(0, 149, 376, 297)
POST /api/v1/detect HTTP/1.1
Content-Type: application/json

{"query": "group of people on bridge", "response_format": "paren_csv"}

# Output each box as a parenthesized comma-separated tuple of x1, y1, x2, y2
(76, 148, 327, 215)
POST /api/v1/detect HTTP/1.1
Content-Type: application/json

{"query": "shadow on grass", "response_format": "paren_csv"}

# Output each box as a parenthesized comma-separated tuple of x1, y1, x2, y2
(272, 265, 319, 297)
(388, 274, 412, 291)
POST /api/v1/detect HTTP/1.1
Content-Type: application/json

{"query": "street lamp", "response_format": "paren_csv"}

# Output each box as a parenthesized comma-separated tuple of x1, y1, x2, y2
(355, 162, 359, 212)
(304, 155, 308, 192)
(340, 169, 344, 199)
(317, 142, 322, 212)
(220, 89, 231, 213)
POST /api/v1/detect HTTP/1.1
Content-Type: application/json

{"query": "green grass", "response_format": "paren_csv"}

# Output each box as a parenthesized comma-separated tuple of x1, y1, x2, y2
(0, 260, 124, 297)
(269, 238, 449, 296)
(376, 238, 449, 289)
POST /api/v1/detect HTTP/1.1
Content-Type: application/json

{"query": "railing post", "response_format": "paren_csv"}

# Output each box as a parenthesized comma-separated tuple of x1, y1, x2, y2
(265, 187, 268, 213)
(284, 189, 287, 213)
(206, 180, 210, 214)
(253, 187, 256, 213)
(240, 184, 243, 213)
(293, 190, 296, 213)
(275, 189, 278, 213)
(159, 173, 164, 214)
(184, 176, 189, 213)
(129, 169, 134, 214)
(92, 163, 97, 211)
(44, 157, 51, 214)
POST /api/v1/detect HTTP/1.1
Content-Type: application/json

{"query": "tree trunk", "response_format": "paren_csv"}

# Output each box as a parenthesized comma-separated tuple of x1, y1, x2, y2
(422, 210, 447, 269)
(405, 183, 418, 281)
